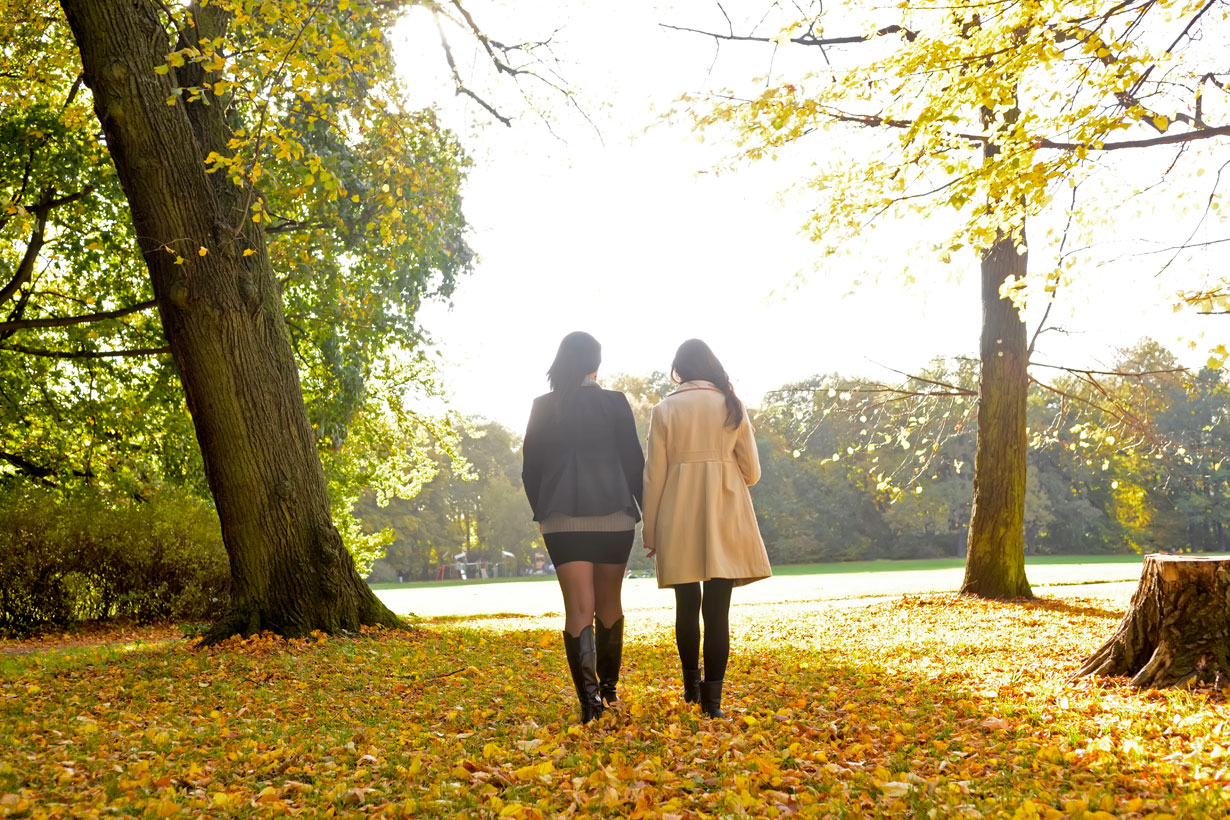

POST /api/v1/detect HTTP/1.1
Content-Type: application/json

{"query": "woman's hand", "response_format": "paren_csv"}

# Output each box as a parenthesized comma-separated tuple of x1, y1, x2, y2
(643, 543, 656, 558)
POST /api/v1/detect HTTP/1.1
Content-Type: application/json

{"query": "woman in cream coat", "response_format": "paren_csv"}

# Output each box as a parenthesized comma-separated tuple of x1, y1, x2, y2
(642, 339, 771, 718)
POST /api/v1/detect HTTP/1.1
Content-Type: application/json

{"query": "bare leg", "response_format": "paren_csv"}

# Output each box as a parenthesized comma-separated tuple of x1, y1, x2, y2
(593, 562, 627, 629)
(555, 561, 596, 637)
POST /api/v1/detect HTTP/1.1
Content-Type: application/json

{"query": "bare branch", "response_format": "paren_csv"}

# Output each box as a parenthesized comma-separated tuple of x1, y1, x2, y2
(433, 11, 512, 127)
(658, 21, 916, 47)
(867, 360, 979, 395)
(1122, 0, 1218, 103)
(1029, 362, 1190, 379)
(1152, 158, 1230, 278)
(1029, 182, 1080, 357)
(1139, 236, 1230, 256)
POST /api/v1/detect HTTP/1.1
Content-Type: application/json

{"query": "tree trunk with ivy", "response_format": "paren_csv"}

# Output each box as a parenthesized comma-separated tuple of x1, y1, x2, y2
(960, 229, 1034, 600)
(59, 0, 401, 640)
(1074, 555, 1230, 688)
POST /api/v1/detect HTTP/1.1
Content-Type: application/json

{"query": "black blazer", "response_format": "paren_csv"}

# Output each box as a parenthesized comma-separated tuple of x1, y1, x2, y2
(522, 385, 645, 522)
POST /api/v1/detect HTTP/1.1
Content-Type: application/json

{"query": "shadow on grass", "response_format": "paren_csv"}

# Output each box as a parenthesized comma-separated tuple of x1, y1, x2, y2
(1019, 597, 1126, 620)
(0, 634, 181, 678)
(897, 592, 1125, 621)
(415, 612, 560, 624)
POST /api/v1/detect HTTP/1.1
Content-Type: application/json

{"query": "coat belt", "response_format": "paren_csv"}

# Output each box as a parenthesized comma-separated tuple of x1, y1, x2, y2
(676, 449, 730, 463)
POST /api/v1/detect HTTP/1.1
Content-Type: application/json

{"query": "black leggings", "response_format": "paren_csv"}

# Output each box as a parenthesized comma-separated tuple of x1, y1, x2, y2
(673, 579, 734, 682)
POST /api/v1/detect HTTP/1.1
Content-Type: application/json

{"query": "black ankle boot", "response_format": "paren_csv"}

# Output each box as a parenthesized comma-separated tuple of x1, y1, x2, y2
(700, 679, 723, 718)
(594, 616, 624, 705)
(682, 668, 702, 704)
(562, 626, 604, 723)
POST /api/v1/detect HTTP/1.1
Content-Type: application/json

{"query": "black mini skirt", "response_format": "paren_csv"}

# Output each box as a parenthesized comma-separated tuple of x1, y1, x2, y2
(543, 530, 634, 567)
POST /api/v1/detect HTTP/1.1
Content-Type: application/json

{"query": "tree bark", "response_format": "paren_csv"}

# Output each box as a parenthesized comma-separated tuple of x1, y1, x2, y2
(960, 230, 1034, 599)
(1074, 555, 1230, 688)
(59, 0, 401, 640)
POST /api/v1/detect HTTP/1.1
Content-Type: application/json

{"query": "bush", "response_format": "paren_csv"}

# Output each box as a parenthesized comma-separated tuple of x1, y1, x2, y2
(0, 487, 229, 636)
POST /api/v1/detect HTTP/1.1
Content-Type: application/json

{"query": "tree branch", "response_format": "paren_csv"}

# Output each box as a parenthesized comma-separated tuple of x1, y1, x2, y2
(0, 299, 159, 333)
(1139, 236, 1230, 255)
(1029, 182, 1080, 357)
(1029, 362, 1190, 379)
(0, 343, 170, 359)
(1122, 0, 1217, 104)
(0, 207, 48, 306)
(1039, 124, 1230, 151)
(1152, 158, 1230, 278)
(264, 217, 330, 236)
(433, 11, 512, 127)
(0, 450, 57, 484)
(810, 103, 1229, 152)
(658, 22, 917, 47)
(0, 186, 97, 306)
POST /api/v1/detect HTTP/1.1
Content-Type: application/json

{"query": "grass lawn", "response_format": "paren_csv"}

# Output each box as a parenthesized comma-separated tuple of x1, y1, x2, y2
(2, 593, 1227, 818)
(370, 554, 1153, 591)
(369, 575, 557, 591)
(771, 554, 1150, 577)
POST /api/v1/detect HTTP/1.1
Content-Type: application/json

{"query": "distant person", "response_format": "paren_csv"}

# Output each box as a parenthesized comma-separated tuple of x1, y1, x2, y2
(642, 339, 771, 718)
(522, 331, 645, 723)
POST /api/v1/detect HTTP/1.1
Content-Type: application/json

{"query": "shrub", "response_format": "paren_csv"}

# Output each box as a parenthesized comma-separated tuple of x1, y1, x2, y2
(0, 487, 229, 636)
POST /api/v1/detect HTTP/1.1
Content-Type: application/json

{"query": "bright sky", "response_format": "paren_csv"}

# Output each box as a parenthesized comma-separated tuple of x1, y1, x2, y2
(391, 2, 1224, 435)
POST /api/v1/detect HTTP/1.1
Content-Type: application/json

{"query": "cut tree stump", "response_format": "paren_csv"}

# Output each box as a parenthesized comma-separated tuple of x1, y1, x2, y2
(1074, 555, 1230, 689)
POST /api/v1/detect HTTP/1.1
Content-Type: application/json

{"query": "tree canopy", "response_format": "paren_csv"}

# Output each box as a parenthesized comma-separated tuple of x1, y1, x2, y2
(1, 0, 472, 548)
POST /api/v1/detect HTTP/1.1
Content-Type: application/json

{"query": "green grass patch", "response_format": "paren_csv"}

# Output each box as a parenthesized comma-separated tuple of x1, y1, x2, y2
(370, 554, 1159, 592)
(369, 574, 559, 591)
(773, 554, 1151, 577)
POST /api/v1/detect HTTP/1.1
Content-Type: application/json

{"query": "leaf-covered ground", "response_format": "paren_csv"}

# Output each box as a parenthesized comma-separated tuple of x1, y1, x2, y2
(2, 595, 1228, 818)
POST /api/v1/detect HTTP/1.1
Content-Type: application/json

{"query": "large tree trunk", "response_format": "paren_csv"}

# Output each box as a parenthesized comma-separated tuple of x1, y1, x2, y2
(60, 0, 400, 640)
(1074, 555, 1230, 688)
(960, 230, 1033, 599)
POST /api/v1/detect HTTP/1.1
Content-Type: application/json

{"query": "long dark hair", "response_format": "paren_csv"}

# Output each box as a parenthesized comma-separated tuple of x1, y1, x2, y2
(547, 331, 601, 391)
(672, 338, 743, 429)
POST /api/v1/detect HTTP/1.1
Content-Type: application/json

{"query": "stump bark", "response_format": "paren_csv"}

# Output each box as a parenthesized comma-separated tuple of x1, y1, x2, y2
(1074, 555, 1230, 689)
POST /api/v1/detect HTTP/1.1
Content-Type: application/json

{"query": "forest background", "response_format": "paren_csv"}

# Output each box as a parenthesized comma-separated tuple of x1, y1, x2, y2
(361, 345, 1229, 583)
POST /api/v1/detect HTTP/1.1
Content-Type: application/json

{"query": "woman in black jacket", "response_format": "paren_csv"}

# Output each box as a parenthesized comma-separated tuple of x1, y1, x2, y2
(522, 331, 645, 723)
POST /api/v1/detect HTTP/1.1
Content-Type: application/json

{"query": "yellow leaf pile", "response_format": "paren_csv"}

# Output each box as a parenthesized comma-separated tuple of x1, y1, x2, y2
(2, 595, 1228, 817)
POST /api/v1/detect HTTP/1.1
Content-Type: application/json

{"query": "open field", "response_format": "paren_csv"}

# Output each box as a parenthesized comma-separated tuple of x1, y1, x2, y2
(370, 555, 1151, 591)
(3, 587, 1228, 818)
(374, 555, 1161, 619)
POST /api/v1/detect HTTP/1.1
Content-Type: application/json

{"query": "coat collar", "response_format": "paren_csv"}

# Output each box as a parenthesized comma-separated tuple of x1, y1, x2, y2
(671, 380, 722, 396)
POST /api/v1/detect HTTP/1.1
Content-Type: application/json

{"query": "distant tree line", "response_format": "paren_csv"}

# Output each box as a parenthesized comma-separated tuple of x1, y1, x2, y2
(753, 340, 1228, 564)
(359, 421, 543, 582)
(362, 339, 1228, 581)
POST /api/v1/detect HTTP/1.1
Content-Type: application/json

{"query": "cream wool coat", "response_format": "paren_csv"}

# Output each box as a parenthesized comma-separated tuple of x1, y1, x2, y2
(643, 381, 772, 588)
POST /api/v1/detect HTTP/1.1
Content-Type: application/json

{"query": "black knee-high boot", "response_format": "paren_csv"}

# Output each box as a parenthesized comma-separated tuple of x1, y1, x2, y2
(682, 668, 702, 704)
(700, 679, 724, 718)
(562, 626, 604, 723)
(594, 616, 624, 705)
